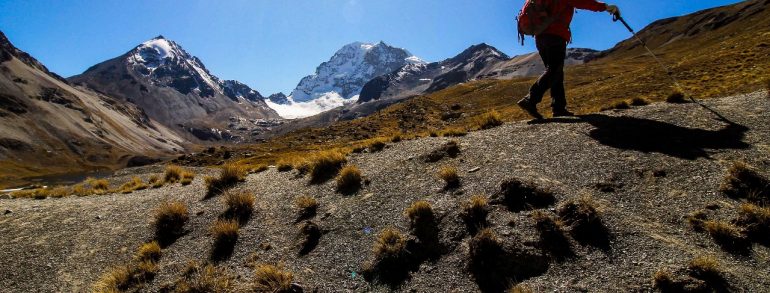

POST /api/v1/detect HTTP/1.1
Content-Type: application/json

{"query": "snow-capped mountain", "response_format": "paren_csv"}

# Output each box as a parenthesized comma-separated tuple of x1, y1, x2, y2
(69, 36, 280, 140)
(272, 41, 423, 118)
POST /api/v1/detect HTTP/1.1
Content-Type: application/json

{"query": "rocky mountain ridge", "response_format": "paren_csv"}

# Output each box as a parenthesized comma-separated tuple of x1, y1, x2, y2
(69, 36, 280, 141)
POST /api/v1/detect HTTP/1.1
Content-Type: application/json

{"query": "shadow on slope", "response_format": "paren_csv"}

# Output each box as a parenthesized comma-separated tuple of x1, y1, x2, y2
(532, 113, 749, 160)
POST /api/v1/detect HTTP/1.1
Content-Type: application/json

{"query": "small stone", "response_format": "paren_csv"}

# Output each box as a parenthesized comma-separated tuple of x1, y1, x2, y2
(4, 209, 11, 215)
(95, 215, 102, 220)
(468, 167, 480, 173)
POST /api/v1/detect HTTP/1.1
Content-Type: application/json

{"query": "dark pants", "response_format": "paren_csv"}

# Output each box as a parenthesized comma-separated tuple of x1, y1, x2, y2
(528, 34, 568, 110)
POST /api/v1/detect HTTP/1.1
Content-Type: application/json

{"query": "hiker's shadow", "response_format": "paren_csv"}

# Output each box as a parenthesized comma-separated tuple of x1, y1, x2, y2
(531, 113, 749, 160)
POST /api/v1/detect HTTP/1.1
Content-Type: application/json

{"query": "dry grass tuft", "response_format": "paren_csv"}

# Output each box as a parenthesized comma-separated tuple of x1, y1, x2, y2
(93, 260, 158, 292)
(164, 165, 184, 183)
(11, 188, 56, 199)
(168, 262, 233, 293)
(367, 139, 388, 152)
(298, 220, 322, 255)
(205, 164, 247, 197)
(405, 201, 434, 226)
(405, 200, 437, 243)
(295, 195, 318, 220)
(474, 110, 504, 130)
(704, 220, 749, 252)
(468, 228, 503, 272)
(652, 270, 675, 290)
(336, 165, 362, 194)
(307, 150, 348, 183)
(391, 134, 403, 143)
(688, 256, 722, 280)
(610, 100, 630, 110)
(687, 210, 709, 232)
(120, 177, 148, 194)
(223, 191, 255, 223)
(373, 228, 408, 261)
(532, 210, 572, 258)
(508, 284, 534, 293)
(180, 171, 195, 185)
(461, 195, 489, 233)
(719, 161, 769, 205)
(148, 175, 164, 189)
(86, 177, 110, 192)
(135, 241, 161, 262)
(736, 203, 770, 243)
(211, 219, 240, 260)
(496, 178, 555, 212)
(666, 89, 688, 103)
(558, 195, 610, 248)
(437, 165, 460, 189)
(154, 201, 189, 244)
(630, 97, 650, 106)
(441, 127, 468, 137)
(253, 264, 294, 293)
(276, 159, 295, 172)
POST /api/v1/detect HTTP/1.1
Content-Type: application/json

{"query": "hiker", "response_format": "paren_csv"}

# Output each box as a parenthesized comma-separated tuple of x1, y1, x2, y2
(516, 0, 620, 119)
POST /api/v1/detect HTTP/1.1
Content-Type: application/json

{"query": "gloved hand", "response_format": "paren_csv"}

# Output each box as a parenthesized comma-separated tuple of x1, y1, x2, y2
(606, 4, 620, 17)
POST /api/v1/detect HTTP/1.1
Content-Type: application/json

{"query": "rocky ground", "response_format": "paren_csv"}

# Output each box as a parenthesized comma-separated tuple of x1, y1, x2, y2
(1, 91, 769, 292)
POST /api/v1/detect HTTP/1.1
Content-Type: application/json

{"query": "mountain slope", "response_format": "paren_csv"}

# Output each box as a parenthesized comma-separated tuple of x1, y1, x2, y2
(223, 0, 770, 170)
(273, 42, 423, 118)
(2, 92, 768, 292)
(0, 31, 185, 188)
(69, 36, 280, 140)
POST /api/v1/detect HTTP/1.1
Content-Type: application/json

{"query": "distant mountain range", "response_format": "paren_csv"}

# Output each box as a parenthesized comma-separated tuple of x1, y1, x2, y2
(274, 43, 598, 131)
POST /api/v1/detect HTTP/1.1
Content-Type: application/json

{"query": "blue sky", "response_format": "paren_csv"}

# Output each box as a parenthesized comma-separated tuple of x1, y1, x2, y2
(0, 0, 741, 95)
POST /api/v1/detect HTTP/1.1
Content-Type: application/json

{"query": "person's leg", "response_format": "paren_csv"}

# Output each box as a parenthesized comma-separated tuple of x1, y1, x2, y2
(545, 37, 568, 113)
(526, 37, 554, 105)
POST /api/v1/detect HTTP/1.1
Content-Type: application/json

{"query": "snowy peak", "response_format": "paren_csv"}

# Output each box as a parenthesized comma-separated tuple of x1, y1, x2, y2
(289, 41, 423, 103)
(121, 36, 222, 97)
(269, 41, 423, 119)
(69, 35, 280, 130)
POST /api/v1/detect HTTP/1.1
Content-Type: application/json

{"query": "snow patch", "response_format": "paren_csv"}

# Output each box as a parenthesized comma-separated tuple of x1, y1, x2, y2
(266, 93, 357, 119)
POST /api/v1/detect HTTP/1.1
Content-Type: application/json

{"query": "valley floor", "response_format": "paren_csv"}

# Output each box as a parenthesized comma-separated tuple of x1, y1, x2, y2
(1, 91, 769, 292)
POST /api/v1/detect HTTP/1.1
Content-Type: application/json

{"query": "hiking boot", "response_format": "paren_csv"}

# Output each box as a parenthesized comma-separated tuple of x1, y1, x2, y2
(517, 98, 543, 120)
(552, 108, 575, 117)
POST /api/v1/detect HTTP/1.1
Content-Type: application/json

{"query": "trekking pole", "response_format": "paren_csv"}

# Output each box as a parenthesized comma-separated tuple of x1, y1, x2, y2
(612, 13, 691, 100)
(611, 13, 749, 125)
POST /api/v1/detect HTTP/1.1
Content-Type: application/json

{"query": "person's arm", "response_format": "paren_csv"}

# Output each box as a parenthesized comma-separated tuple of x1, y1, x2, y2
(567, 0, 608, 12)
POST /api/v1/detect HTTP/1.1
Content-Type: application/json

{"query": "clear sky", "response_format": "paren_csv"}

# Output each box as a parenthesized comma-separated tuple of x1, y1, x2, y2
(0, 0, 742, 95)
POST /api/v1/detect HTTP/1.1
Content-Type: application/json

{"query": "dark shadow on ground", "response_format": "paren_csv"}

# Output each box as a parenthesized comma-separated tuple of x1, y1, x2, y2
(529, 113, 749, 160)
